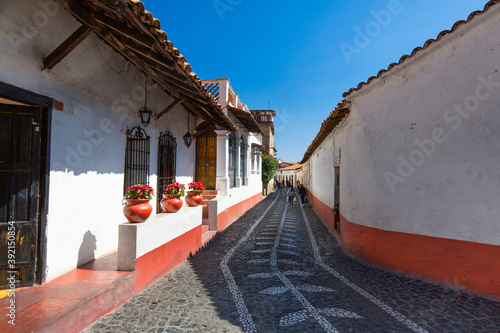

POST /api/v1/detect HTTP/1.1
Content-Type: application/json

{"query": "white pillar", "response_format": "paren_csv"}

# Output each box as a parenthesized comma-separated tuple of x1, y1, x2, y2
(235, 135, 241, 187)
(215, 129, 229, 196)
(244, 138, 249, 186)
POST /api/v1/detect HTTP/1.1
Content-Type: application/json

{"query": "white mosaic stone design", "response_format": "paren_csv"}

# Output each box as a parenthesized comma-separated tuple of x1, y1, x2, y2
(299, 205, 429, 333)
(247, 272, 276, 279)
(248, 270, 312, 279)
(248, 259, 270, 264)
(267, 205, 338, 332)
(278, 259, 303, 265)
(278, 249, 300, 256)
(283, 270, 312, 277)
(220, 193, 282, 333)
(280, 243, 297, 249)
(280, 308, 363, 327)
(258, 286, 290, 295)
(258, 284, 334, 295)
(251, 249, 272, 254)
(256, 237, 275, 240)
(255, 242, 274, 246)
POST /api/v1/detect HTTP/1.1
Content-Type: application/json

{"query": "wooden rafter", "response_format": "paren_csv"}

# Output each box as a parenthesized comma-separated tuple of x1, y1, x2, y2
(42, 24, 93, 70)
(156, 98, 184, 120)
(56, 0, 236, 131)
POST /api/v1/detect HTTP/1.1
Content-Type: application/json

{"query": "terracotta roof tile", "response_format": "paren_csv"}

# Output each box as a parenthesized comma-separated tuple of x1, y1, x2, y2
(302, 1, 500, 164)
(342, 0, 500, 98)
(276, 164, 303, 171)
(227, 106, 263, 134)
(300, 102, 349, 164)
(56, 0, 237, 131)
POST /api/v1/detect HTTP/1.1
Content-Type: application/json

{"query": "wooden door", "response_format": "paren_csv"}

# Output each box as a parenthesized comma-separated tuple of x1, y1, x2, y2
(196, 131, 217, 190)
(0, 104, 42, 288)
(334, 166, 340, 230)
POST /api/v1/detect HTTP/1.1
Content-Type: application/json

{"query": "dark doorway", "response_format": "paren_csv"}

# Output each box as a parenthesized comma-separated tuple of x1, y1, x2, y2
(196, 128, 217, 190)
(0, 103, 42, 288)
(334, 166, 340, 231)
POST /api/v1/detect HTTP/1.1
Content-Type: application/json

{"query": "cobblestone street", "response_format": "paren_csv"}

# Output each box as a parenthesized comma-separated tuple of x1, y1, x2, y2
(84, 191, 500, 333)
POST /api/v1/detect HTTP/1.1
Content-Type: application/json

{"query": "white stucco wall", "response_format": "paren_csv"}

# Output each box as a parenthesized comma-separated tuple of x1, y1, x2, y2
(276, 168, 304, 187)
(307, 134, 336, 209)
(217, 131, 263, 214)
(0, 0, 198, 281)
(334, 5, 500, 246)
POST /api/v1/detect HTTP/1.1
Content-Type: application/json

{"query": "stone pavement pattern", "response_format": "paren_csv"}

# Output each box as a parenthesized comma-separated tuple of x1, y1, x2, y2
(83, 191, 500, 333)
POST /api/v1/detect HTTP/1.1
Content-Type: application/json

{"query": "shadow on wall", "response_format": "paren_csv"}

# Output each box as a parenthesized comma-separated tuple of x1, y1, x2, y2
(77, 230, 97, 268)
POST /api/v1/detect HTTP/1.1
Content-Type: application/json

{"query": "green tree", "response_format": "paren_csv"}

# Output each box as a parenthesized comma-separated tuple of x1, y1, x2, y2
(262, 154, 279, 183)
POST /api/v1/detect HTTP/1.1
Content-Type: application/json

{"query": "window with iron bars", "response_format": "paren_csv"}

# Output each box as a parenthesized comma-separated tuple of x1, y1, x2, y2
(157, 131, 176, 212)
(228, 133, 237, 188)
(124, 127, 150, 193)
(240, 136, 247, 185)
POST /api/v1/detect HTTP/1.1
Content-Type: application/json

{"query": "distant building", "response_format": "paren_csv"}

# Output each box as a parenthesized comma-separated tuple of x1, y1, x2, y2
(250, 110, 276, 156)
(278, 161, 298, 169)
(275, 164, 303, 187)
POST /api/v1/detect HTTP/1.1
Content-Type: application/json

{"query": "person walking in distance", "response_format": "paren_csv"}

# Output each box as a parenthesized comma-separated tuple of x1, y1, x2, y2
(298, 184, 306, 206)
(288, 187, 295, 207)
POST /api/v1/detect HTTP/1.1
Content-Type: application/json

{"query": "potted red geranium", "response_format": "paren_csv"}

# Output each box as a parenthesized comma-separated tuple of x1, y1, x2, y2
(123, 184, 154, 223)
(160, 182, 185, 213)
(185, 181, 205, 207)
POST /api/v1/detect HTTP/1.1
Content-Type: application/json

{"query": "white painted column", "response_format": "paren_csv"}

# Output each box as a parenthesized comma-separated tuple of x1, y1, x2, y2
(235, 135, 242, 187)
(215, 129, 229, 196)
(244, 137, 249, 186)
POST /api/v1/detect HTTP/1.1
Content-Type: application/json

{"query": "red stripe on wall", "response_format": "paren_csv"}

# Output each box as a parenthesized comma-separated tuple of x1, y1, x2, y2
(134, 224, 202, 292)
(307, 189, 500, 298)
(217, 192, 262, 231)
(306, 189, 335, 231)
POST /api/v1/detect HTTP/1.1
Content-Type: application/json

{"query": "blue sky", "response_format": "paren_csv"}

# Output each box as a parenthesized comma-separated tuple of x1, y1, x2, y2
(141, 0, 489, 163)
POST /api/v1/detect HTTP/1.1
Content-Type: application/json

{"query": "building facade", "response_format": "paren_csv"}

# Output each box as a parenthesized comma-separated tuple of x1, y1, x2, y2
(250, 109, 276, 156)
(202, 78, 265, 230)
(301, 1, 500, 297)
(0, 0, 262, 290)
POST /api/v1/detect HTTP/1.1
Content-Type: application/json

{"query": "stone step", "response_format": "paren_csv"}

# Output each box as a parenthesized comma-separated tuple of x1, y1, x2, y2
(203, 190, 218, 196)
(202, 204, 209, 219)
(0, 251, 135, 333)
(201, 230, 217, 247)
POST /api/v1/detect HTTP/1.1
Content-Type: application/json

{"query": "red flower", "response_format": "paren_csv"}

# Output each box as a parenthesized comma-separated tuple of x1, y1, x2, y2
(165, 182, 185, 196)
(125, 184, 154, 199)
(188, 181, 205, 193)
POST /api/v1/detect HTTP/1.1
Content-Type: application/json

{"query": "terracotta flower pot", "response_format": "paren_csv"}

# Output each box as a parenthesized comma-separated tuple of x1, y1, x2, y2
(185, 191, 203, 207)
(161, 194, 183, 213)
(123, 199, 152, 223)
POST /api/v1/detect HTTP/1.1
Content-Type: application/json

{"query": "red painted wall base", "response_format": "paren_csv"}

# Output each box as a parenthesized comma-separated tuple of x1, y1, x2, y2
(134, 224, 202, 292)
(307, 189, 500, 298)
(217, 192, 262, 231)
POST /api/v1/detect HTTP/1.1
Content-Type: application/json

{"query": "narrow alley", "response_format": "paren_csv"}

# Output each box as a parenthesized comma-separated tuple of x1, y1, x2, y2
(84, 192, 500, 333)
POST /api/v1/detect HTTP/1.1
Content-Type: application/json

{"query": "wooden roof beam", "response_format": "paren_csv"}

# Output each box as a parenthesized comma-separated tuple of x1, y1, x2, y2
(156, 98, 184, 120)
(42, 24, 93, 70)
(65, 0, 156, 50)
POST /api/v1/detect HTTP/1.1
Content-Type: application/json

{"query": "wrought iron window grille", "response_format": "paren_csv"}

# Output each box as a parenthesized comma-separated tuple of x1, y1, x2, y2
(124, 126, 150, 194)
(157, 130, 177, 211)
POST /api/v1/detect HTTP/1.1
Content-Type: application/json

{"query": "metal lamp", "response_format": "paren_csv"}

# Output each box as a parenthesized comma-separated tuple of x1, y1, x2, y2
(139, 77, 152, 126)
(138, 106, 152, 126)
(183, 112, 193, 148)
